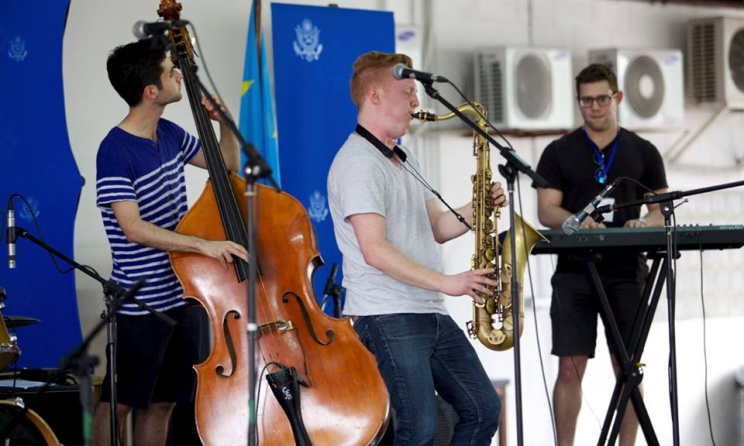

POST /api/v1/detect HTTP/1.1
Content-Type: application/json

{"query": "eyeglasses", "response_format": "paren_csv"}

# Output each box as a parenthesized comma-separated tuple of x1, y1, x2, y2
(578, 93, 616, 108)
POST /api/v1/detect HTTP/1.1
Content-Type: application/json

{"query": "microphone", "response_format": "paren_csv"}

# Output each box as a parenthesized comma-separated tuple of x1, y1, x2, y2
(562, 178, 621, 235)
(7, 201, 15, 269)
(132, 20, 190, 39)
(392, 63, 448, 83)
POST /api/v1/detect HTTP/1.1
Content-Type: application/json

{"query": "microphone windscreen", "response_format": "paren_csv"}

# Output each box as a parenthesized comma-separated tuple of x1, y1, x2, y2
(391, 63, 407, 80)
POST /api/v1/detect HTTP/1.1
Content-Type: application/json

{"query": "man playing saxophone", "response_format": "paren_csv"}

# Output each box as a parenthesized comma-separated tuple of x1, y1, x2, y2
(327, 51, 505, 444)
(535, 63, 668, 446)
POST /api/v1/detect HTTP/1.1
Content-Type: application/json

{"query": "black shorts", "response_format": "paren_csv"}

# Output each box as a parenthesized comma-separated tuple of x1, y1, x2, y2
(99, 304, 201, 409)
(550, 272, 645, 358)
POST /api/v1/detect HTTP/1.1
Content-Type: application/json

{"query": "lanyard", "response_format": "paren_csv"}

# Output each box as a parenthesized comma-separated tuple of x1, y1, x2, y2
(583, 128, 619, 185)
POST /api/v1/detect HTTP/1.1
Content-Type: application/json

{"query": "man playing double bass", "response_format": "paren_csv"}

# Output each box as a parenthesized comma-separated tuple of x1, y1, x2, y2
(93, 40, 248, 446)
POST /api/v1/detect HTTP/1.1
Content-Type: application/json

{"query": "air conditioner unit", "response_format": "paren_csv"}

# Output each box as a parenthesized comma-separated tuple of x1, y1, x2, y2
(589, 49, 684, 129)
(688, 17, 744, 109)
(474, 47, 573, 131)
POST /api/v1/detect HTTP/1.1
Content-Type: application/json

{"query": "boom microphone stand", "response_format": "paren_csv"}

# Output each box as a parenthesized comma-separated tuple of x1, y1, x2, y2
(181, 63, 278, 446)
(592, 178, 744, 446)
(3, 226, 174, 446)
(150, 28, 278, 446)
(419, 80, 547, 446)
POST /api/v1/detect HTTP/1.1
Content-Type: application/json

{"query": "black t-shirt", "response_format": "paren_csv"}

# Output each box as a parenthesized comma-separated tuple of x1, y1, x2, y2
(535, 127, 668, 277)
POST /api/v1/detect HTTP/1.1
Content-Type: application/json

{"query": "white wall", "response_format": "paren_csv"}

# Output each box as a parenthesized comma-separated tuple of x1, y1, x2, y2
(420, 1, 744, 445)
(62, 0, 744, 445)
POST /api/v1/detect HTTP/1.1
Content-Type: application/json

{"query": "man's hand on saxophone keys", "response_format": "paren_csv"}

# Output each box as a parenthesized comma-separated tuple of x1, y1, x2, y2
(440, 268, 499, 304)
(491, 181, 508, 208)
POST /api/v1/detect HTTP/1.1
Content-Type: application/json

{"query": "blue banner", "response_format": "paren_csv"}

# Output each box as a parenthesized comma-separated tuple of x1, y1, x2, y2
(239, 0, 281, 186)
(0, 0, 83, 368)
(271, 4, 394, 314)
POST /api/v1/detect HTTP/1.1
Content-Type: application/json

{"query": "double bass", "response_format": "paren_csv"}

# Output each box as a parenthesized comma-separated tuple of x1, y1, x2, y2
(156, 1, 390, 444)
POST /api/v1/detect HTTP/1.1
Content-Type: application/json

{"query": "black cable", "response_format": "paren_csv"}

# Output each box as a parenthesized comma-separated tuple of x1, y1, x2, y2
(668, 212, 678, 437)
(516, 179, 558, 446)
(444, 79, 517, 153)
(185, 24, 226, 112)
(7, 193, 101, 277)
(396, 155, 471, 230)
(698, 243, 717, 446)
(544, 255, 604, 436)
(432, 78, 609, 441)
(618, 176, 657, 196)
(254, 361, 274, 446)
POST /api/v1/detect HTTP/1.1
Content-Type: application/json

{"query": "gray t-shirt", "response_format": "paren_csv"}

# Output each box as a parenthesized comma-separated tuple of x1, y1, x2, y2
(327, 132, 447, 316)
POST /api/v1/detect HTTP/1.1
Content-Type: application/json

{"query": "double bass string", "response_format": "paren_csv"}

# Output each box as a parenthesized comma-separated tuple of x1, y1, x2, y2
(179, 63, 286, 373)
(169, 24, 287, 383)
(169, 24, 290, 377)
(163, 13, 364, 443)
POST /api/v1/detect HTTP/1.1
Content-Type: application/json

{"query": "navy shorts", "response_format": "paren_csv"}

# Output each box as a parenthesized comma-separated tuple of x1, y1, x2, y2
(550, 272, 645, 358)
(99, 304, 201, 409)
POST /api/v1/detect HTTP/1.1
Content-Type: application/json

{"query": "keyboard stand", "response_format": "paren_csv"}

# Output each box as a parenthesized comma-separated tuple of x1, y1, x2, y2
(578, 253, 667, 446)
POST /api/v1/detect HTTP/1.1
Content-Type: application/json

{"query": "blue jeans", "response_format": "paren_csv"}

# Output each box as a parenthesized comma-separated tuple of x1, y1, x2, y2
(354, 313, 501, 446)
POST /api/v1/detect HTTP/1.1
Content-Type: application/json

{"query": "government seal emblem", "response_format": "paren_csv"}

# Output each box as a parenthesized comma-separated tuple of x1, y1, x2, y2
(307, 190, 328, 223)
(8, 36, 28, 62)
(293, 19, 323, 62)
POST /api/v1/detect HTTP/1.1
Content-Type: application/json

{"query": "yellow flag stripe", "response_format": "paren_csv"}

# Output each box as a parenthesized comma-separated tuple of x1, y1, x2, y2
(241, 80, 255, 96)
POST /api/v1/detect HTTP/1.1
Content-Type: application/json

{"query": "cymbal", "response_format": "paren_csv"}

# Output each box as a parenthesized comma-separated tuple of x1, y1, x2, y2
(2, 315, 40, 329)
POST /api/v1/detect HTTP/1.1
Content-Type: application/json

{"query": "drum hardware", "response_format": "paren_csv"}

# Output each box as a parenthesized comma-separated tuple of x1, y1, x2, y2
(0, 398, 59, 445)
(5, 208, 168, 446)
(3, 316, 40, 329)
(0, 333, 18, 354)
(0, 302, 21, 372)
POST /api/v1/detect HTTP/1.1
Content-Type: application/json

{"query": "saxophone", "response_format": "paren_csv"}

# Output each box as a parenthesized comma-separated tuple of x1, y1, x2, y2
(412, 103, 546, 351)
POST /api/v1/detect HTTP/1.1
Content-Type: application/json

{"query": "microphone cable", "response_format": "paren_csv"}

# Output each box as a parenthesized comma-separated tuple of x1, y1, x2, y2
(697, 240, 718, 446)
(433, 75, 562, 442)
(5, 193, 102, 277)
(515, 178, 559, 446)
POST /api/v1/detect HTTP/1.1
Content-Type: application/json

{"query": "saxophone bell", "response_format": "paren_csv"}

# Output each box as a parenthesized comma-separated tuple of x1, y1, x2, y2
(416, 101, 546, 351)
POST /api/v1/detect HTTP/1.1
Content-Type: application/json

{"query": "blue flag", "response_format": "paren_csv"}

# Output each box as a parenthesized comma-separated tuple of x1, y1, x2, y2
(0, 0, 83, 367)
(271, 4, 394, 314)
(239, 0, 280, 186)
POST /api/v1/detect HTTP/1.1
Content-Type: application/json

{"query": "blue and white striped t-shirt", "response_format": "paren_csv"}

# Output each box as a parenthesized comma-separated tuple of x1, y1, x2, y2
(96, 119, 201, 315)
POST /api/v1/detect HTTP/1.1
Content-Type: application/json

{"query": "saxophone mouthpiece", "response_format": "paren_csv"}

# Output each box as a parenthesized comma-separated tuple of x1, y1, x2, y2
(411, 110, 437, 122)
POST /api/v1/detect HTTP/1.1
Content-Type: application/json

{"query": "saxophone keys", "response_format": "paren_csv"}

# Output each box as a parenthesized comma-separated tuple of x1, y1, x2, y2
(502, 315, 514, 331)
(466, 320, 476, 338)
(484, 248, 495, 262)
(485, 297, 498, 314)
(487, 331, 506, 346)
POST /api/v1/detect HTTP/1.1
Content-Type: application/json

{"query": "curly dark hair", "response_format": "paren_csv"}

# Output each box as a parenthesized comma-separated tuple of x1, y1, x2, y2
(106, 40, 166, 107)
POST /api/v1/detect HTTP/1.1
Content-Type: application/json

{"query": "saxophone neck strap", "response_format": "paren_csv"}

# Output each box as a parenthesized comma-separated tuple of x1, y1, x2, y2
(355, 124, 408, 162)
(354, 124, 470, 231)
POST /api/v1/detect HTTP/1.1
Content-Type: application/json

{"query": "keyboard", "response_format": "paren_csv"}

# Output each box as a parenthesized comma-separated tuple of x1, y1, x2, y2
(532, 225, 744, 254)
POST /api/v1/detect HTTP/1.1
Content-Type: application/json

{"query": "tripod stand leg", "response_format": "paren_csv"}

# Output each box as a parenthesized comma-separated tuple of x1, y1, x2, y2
(599, 376, 625, 445)
(632, 388, 659, 446)
(583, 258, 663, 446)
(607, 366, 644, 445)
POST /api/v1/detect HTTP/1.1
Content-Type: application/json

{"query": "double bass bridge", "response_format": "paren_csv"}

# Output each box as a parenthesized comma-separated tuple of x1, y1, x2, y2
(258, 320, 295, 337)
